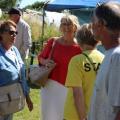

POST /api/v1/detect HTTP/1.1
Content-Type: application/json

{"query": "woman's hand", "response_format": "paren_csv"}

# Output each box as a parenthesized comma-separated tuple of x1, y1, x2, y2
(40, 58, 55, 67)
(26, 95, 33, 112)
(44, 59, 54, 66)
(45, 60, 56, 68)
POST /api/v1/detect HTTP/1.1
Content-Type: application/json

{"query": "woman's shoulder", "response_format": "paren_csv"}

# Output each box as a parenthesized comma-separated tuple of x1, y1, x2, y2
(72, 43, 82, 52)
(46, 37, 59, 44)
(12, 46, 19, 52)
(12, 46, 21, 57)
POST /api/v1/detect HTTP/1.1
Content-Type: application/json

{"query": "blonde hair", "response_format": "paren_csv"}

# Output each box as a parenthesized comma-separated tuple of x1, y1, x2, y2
(60, 14, 80, 31)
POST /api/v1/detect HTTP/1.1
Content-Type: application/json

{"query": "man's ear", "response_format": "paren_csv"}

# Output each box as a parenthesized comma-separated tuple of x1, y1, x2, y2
(97, 19, 106, 30)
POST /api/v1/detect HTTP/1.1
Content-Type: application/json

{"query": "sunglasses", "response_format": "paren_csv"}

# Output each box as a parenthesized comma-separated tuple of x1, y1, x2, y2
(61, 23, 73, 26)
(4, 29, 18, 36)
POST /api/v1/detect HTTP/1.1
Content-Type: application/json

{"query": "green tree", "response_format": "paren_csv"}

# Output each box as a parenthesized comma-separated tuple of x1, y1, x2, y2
(23, 1, 45, 11)
(0, 0, 22, 10)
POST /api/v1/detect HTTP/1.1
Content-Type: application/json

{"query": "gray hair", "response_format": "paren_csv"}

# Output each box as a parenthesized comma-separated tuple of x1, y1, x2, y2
(95, 1, 120, 31)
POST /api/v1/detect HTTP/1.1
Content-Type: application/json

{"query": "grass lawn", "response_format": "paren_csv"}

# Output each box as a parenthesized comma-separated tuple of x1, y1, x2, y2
(13, 88, 41, 120)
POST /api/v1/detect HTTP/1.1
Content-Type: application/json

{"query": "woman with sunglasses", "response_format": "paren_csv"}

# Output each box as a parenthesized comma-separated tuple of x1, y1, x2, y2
(0, 20, 33, 120)
(38, 14, 82, 120)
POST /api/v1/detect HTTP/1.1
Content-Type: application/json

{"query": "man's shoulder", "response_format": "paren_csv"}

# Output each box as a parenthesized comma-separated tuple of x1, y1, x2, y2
(19, 19, 30, 27)
(112, 46, 120, 55)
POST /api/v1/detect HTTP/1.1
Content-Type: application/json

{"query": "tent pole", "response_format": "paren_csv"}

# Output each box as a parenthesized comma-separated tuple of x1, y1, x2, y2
(41, 0, 50, 37)
(41, 8, 45, 38)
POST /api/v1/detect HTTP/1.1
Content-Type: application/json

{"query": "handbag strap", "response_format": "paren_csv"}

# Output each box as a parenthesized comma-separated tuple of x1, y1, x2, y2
(49, 39, 56, 59)
(82, 52, 97, 74)
(0, 46, 22, 83)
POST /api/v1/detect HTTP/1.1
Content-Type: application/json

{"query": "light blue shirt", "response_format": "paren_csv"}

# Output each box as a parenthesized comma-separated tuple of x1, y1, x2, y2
(88, 46, 120, 120)
(0, 44, 29, 96)
(96, 44, 106, 54)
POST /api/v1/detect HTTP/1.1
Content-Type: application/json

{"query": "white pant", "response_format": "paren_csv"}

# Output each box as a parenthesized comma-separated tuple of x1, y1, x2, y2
(41, 80, 67, 120)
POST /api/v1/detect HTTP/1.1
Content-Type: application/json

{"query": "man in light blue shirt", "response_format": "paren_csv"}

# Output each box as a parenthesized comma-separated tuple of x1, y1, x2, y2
(88, 1, 120, 120)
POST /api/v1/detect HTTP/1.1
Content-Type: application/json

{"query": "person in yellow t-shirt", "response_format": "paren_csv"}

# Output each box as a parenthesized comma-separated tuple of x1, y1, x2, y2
(64, 23, 104, 120)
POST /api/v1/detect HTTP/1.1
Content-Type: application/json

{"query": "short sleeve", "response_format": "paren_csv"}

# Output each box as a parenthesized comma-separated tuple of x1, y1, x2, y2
(65, 55, 83, 87)
(38, 38, 54, 60)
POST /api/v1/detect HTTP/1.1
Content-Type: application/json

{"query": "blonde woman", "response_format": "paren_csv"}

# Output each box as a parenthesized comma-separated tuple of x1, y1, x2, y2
(38, 14, 82, 120)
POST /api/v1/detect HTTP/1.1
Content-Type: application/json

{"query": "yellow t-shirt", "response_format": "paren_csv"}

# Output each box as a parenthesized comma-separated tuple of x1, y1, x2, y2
(64, 50, 104, 120)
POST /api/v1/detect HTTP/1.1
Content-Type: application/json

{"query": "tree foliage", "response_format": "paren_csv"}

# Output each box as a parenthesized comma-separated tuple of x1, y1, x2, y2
(23, 1, 45, 11)
(0, 0, 22, 10)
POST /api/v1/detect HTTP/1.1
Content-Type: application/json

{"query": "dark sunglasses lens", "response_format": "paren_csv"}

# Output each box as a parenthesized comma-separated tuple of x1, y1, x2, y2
(62, 23, 73, 26)
(9, 31, 18, 35)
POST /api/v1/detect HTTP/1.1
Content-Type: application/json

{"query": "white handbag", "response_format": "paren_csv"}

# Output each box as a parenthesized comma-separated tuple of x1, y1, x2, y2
(0, 83, 25, 115)
(29, 63, 56, 87)
(28, 40, 56, 87)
